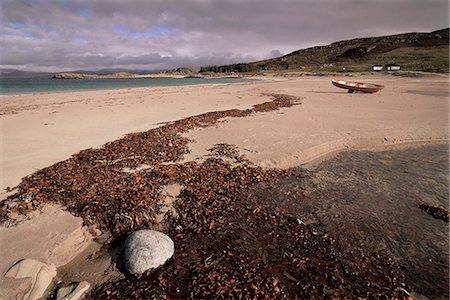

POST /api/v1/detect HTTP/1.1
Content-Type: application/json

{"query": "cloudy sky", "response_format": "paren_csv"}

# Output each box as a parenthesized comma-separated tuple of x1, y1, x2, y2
(1, 0, 448, 72)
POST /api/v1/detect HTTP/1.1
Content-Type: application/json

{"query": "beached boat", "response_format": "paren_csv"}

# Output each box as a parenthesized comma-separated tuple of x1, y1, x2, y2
(332, 79, 384, 93)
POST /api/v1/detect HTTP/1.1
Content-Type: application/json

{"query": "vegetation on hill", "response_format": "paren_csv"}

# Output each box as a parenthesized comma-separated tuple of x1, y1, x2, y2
(200, 28, 449, 73)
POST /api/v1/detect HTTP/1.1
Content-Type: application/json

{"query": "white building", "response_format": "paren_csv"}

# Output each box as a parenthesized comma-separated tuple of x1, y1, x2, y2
(386, 65, 401, 71)
(372, 65, 383, 71)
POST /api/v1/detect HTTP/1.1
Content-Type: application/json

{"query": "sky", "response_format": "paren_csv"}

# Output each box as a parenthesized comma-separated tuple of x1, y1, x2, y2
(1, 0, 448, 72)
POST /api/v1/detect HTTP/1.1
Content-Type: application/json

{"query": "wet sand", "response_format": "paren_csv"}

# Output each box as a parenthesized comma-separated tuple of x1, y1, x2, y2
(253, 143, 449, 298)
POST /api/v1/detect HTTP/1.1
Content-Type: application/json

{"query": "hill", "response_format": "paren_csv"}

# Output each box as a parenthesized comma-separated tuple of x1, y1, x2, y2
(0, 69, 54, 79)
(200, 28, 449, 73)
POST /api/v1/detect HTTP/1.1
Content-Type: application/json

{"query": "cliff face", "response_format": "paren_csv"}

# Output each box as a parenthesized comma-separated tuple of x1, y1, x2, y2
(200, 28, 449, 73)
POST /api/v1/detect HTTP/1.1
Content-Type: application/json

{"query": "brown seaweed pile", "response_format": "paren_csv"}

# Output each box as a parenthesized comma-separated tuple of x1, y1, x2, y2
(94, 159, 406, 298)
(1, 94, 409, 298)
(0, 94, 299, 232)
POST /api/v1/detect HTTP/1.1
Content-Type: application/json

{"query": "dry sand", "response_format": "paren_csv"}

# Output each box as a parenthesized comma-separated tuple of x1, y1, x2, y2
(0, 74, 448, 298)
(0, 82, 272, 198)
(183, 74, 449, 168)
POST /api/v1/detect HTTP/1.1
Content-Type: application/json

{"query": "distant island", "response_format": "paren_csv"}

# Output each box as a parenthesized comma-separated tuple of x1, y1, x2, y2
(52, 72, 186, 79)
(51, 67, 205, 79)
(50, 66, 244, 79)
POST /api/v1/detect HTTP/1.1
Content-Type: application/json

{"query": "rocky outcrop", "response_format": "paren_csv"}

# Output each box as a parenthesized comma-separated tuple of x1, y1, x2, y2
(4, 259, 57, 300)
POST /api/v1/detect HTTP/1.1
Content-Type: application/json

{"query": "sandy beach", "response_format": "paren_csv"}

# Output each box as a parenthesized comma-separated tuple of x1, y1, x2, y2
(1, 74, 448, 196)
(0, 74, 449, 299)
(0, 81, 266, 197)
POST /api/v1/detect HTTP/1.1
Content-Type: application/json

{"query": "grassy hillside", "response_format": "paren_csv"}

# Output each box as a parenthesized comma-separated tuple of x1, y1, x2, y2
(200, 28, 449, 73)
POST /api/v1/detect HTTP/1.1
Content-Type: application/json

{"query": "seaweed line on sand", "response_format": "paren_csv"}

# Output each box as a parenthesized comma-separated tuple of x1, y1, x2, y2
(1, 94, 410, 298)
(1, 93, 301, 227)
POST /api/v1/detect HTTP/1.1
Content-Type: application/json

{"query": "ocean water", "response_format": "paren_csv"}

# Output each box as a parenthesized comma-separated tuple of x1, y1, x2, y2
(0, 76, 257, 95)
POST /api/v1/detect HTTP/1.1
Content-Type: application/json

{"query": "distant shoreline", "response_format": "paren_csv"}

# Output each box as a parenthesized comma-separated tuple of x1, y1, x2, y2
(50, 70, 449, 80)
(52, 72, 186, 79)
(51, 72, 248, 79)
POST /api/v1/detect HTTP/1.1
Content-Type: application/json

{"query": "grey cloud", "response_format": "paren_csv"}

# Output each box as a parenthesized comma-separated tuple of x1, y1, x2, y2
(1, 0, 448, 71)
(268, 50, 283, 59)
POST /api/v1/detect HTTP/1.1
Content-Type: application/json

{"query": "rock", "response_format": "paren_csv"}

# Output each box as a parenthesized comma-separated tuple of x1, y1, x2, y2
(56, 282, 78, 299)
(4, 258, 57, 300)
(124, 230, 174, 274)
(56, 281, 90, 300)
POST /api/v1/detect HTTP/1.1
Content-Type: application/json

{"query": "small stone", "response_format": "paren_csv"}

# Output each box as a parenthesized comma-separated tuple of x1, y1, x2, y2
(301, 190, 311, 198)
(56, 281, 90, 300)
(56, 282, 78, 299)
(7, 201, 17, 209)
(5, 258, 57, 300)
(124, 230, 174, 275)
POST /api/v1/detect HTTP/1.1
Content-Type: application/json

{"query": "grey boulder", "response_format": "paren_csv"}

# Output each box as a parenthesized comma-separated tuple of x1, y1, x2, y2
(124, 230, 174, 275)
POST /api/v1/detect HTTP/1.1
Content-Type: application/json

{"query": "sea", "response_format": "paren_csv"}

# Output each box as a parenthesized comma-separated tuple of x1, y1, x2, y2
(0, 76, 257, 95)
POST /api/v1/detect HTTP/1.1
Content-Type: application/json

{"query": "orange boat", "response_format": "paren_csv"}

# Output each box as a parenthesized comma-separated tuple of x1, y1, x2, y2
(332, 79, 384, 93)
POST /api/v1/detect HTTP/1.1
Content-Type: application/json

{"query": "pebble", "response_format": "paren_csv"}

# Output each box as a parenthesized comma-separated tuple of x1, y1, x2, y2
(56, 281, 90, 300)
(124, 229, 174, 274)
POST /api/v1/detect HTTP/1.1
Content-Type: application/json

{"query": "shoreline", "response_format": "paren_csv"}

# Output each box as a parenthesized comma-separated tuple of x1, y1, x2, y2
(0, 76, 271, 97)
